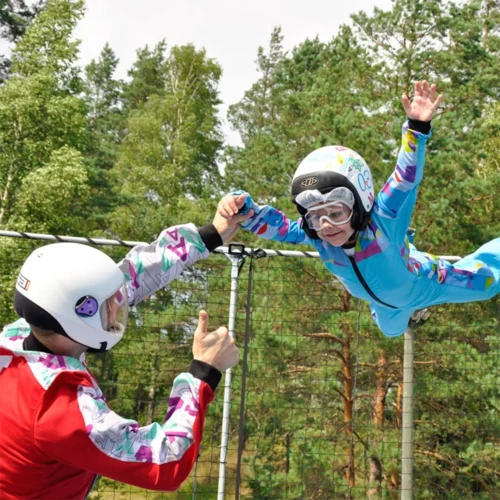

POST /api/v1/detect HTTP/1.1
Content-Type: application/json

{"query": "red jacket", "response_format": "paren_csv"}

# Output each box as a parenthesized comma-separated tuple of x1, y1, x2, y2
(0, 323, 216, 499)
(0, 223, 224, 499)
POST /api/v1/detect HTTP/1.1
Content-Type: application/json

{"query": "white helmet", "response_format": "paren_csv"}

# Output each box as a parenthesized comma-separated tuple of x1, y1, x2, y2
(14, 243, 128, 352)
(291, 145, 375, 238)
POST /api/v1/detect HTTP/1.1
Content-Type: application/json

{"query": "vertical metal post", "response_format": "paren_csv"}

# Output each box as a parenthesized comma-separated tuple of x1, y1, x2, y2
(218, 253, 244, 500)
(401, 327, 415, 500)
(235, 253, 256, 500)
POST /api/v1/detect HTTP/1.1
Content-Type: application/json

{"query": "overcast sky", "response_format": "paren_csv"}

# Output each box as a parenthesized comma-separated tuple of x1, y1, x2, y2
(75, 0, 394, 143)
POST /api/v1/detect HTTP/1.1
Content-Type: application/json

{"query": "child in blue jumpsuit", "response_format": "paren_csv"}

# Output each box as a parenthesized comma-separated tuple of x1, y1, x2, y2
(218, 81, 500, 337)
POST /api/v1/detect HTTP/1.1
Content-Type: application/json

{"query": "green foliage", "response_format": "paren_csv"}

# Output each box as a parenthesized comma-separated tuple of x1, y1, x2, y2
(11, 0, 83, 90)
(0, 1, 45, 42)
(0, 0, 87, 227)
(122, 40, 168, 110)
(10, 145, 90, 232)
(109, 43, 223, 240)
(0, 0, 90, 329)
(0, 0, 45, 81)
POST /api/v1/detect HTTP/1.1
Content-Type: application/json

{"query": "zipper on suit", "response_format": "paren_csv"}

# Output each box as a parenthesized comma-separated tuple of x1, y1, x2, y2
(347, 256, 397, 309)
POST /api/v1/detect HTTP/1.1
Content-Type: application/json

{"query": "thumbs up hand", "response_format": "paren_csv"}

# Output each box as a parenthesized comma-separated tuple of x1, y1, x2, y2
(192, 311, 239, 372)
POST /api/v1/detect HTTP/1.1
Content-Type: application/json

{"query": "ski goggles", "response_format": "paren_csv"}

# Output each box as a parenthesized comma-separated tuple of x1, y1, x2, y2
(303, 202, 353, 230)
(295, 187, 355, 210)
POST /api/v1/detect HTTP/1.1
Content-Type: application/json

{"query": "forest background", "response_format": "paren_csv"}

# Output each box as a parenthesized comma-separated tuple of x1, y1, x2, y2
(0, 0, 499, 498)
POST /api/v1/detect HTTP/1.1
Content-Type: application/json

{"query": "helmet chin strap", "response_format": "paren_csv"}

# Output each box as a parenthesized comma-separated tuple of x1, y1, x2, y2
(86, 341, 108, 354)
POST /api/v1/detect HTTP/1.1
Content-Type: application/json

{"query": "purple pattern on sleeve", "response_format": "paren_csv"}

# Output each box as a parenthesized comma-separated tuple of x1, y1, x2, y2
(119, 224, 210, 306)
(396, 163, 417, 183)
(135, 446, 153, 463)
(79, 373, 203, 464)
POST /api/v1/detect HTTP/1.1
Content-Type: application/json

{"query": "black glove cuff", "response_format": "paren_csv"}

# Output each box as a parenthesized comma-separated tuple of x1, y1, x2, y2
(198, 224, 223, 252)
(408, 119, 431, 134)
(189, 359, 222, 392)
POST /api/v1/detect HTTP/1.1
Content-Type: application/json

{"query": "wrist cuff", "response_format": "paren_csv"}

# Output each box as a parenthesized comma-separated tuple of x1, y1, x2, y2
(198, 224, 223, 252)
(408, 119, 431, 134)
(189, 359, 222, 392)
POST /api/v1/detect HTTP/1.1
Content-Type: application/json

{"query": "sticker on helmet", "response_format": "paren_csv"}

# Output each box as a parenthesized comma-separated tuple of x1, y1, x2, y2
(75, 296, 99, 317)
(357, 169, 372, 192)
(17, 273, 30, 291)
(347, 157, 365, 172)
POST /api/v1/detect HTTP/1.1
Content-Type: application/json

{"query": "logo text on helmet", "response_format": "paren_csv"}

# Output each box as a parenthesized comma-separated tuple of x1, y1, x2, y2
(17, 273, 30, 291)
(301, 177, 319, 188)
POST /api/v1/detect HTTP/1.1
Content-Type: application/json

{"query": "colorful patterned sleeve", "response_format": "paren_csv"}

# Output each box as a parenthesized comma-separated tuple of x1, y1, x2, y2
(119, 224, 210, 306)
(34, 370, 214, 491)
(373, 122, 431, 244)
(233, 190, 313, 246)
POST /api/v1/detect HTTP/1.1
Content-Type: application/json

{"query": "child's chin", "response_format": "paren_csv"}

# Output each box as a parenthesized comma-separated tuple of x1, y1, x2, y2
(320, 234, 347, 246)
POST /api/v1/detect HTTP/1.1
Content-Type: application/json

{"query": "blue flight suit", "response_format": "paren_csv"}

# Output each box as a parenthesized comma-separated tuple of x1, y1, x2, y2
(235, 123, 500, 337)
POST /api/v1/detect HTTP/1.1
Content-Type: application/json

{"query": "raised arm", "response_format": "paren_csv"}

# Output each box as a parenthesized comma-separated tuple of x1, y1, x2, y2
(374, 81, 442, 244)
(119, 224, 214, 306)
(120, 206, 255, 306)
(217, 191, 313, 246)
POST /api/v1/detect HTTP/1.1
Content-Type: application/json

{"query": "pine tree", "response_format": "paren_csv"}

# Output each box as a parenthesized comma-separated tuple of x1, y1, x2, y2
(83, 43, 123, 229)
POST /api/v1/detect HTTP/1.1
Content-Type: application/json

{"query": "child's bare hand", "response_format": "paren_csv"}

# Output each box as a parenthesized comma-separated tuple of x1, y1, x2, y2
(402, 81, 443, 122)
(217, 193, 247, 219)
(213, 193, 254, 244)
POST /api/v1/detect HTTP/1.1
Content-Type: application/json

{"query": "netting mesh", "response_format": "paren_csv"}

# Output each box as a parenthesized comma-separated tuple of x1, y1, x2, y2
(0, 236, 498, 499)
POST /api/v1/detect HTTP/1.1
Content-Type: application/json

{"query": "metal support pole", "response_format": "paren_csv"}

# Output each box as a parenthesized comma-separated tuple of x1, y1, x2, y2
(401, 327, 415, 500)
(218, 250, 245, 500)
(235, 253, 256, 500)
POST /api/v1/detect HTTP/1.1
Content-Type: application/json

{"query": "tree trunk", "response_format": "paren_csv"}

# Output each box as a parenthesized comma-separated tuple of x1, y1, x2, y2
(482, 0, 493, 48)
(0, 162, 15, 225)
(373, 350, 388, 426)
(367, 456, 383, 499)
(341, 291, 355, 489)
(147, 384, 156, 425)
(396, 378, 403, 430)
(388, 468, 400, 499)
(369, 350, 388, 497)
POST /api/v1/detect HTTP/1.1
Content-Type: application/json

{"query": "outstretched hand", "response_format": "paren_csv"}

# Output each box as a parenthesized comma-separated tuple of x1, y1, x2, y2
(212, 193, 254, 244)
(402, 81, 443, 122)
